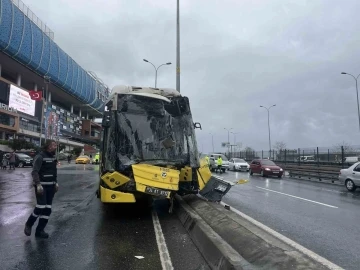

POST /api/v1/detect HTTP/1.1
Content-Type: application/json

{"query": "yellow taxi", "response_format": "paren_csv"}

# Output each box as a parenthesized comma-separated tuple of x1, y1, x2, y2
(75, 155, 91, 164)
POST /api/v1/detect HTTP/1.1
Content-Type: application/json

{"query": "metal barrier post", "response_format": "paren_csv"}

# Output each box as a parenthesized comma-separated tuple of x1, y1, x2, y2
(341, 146, 344, 168)
(317, 147, 319, 167)
(285, 149, 287, 164)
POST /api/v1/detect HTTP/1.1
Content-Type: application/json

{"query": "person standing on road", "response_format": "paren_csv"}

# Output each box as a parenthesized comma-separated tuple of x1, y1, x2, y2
(217, 156, 223, 173)
(24, 140, 58, 239)
(9, 151, 16, 170)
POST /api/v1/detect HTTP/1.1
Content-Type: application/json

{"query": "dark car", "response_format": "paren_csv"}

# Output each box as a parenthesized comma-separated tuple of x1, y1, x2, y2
(16, 151, 38, 158)
(249, 159, 283, 178)
(5, 153, 33, 168)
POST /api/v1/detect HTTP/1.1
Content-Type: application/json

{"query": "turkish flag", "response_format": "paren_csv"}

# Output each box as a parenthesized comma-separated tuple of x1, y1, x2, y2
(28, 90, 42, 101)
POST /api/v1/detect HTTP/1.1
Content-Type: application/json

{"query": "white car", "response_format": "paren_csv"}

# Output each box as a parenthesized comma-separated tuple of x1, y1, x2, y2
(339, 162, 360, 191)
(228, 158, 250, 172)
(208, 154, 229, 173)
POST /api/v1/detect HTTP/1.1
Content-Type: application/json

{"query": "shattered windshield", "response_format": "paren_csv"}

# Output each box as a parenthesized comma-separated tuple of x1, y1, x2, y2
(102, 94, 200, 170)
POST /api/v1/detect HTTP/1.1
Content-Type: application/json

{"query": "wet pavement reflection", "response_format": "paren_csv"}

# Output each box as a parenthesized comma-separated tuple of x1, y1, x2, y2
(217, 170, 360, 270)
(0, 164, 209, 270)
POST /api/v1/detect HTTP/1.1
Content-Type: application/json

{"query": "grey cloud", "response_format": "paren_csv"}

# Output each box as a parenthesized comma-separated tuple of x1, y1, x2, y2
(24, 0, 360, 153)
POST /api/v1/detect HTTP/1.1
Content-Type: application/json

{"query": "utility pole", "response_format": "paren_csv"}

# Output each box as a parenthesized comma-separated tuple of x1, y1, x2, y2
(341, 72, 360, 131)
(260, 105, 276, 159)
(40, 76, 50, 147)
(176, 0, 180, 93)
(231, 131, 239, 155)
(209, 133, 214, 152)
(224, 128, 232, 157)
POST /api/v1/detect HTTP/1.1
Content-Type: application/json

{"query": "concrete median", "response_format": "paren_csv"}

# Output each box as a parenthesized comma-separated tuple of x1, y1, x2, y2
(174, 195, 252, 270)
(175, 194, 341, 270)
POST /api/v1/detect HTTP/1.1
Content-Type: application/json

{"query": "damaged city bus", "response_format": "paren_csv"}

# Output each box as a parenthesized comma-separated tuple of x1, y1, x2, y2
(97, 85, 232, 212)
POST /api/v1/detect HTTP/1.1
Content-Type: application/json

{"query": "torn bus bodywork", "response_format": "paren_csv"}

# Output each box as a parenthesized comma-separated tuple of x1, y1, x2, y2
(97, 85, 232, 210)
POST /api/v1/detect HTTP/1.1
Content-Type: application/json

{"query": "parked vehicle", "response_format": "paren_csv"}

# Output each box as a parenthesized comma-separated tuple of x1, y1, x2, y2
(228, 158, 249, 171)
(208, 153, 229, 173)
(249, 159, 283, 178)
(339, 162, 360, 191)
(296, 156, 315, 162)
(4, 153, 33, 168)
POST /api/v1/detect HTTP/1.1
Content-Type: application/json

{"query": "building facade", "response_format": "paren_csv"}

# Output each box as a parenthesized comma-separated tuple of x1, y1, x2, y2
(0, 0, 108, 150)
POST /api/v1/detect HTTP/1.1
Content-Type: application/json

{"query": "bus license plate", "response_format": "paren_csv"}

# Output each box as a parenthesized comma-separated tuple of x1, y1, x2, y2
(145, 187, 170, 197)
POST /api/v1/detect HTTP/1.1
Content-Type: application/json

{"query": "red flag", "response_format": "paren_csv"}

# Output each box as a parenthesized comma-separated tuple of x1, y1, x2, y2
(28, 90, 42, 101)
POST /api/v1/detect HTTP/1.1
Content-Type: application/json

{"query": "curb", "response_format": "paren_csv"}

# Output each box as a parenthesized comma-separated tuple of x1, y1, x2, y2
(174, 195, 253, 270)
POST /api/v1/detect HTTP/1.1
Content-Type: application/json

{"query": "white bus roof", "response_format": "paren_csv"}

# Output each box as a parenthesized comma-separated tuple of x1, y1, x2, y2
(108, 85, 181, 102)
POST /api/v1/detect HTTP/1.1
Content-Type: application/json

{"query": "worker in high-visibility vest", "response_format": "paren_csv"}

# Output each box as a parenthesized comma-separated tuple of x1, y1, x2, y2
(217, 156, 223, 173)
(94, 153, 100, 164)
(205, 155, 209, 166)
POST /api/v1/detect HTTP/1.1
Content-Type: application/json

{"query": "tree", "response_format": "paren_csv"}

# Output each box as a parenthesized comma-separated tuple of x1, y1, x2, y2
(273, 141, 287, 151)
(244, 146, 254, 152)
(8, 139, 35, 151)
(333, 141, 355, 154)
(72, 146, 82, 157)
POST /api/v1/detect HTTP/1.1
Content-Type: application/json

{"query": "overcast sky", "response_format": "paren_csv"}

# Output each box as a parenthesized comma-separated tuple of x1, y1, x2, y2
(24, 0, 360, 152)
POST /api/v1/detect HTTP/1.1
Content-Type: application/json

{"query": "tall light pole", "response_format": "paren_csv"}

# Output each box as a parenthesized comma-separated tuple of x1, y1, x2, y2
(341, 72, 360, 131)
(209, 132, 214, 153)
(260, 105, 276, 159)
(231, 131, 239, 156)
(39, 76, 50, 147)
(224, 127, 232, 156)
(176, 0, 180, 93)
(143, 59, 172, 88)
(231, 131, 239, 145)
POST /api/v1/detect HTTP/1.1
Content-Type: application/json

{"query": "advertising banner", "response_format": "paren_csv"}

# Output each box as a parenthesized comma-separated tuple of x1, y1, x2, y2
(46, 112, 59, 139)
(8, 84, 36, 116)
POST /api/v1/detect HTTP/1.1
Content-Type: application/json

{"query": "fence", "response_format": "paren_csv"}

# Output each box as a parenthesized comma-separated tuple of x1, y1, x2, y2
(12, 0, 54, 40)
(226, 145, 360, 169)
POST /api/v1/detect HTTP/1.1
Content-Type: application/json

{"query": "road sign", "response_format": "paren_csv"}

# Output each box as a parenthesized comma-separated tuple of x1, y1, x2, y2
(221, 142, 230, 148)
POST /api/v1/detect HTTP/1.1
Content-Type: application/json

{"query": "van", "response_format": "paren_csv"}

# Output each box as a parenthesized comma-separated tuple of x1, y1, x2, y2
(343, 156, 360, 165)
(297, 156, 315, 162)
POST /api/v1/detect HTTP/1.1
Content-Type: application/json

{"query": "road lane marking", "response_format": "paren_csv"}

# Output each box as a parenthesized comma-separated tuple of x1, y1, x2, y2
(152, 210, 174, 270)
(220, 201, 343, 270)
(255, 186, 338, 208)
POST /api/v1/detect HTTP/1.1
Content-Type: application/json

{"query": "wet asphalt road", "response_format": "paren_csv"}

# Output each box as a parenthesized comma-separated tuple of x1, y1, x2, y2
(0, 164, 209, 270)
(215, 169, 360, 270)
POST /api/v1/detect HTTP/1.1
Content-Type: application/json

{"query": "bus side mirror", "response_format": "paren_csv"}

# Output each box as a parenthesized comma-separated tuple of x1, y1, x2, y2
(102, 111, 111, 128)
(194, 122, 202, 130)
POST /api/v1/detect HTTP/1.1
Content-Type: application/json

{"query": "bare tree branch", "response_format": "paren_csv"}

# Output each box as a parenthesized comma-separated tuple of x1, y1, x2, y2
(273, 141, 287, 151)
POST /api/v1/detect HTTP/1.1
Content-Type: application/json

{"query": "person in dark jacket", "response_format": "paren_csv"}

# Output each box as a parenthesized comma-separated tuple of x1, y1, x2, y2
(9, 151, 16, 170)
(24, 140, 58, 239)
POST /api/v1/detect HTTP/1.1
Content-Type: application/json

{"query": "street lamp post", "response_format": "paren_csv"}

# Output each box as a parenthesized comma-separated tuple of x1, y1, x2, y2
(209, 132, 214, 153)
(39, 76, 50, 147)
(341, 72, 360, 131)
(231, 131, 239, 145)
(143, 59, 172, 88)
(176, 0, 180, 93)
(260, 105, 276, 159)
(231, 131, 239, 156)
(224, 128, 233, 157)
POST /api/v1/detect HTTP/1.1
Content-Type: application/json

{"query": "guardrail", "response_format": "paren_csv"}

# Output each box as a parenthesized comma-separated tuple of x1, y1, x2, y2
(276, 162, 341, 184)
